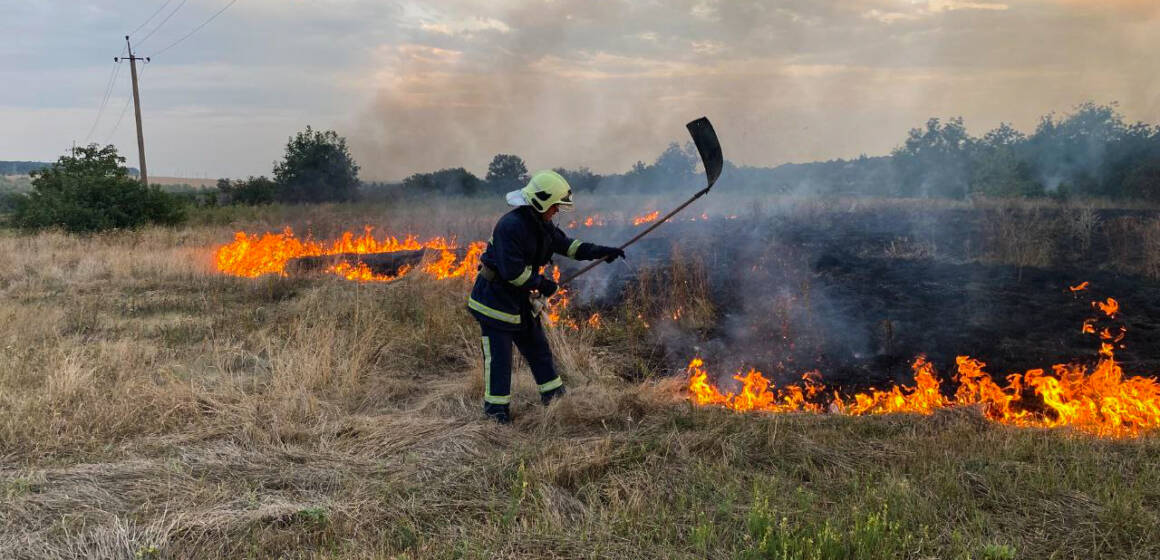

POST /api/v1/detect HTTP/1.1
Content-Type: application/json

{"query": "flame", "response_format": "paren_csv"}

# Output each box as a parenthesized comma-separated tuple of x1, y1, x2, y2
(632, 210, 661, 226)
(214, 227, 482, 284)
(688, 298, 1160, 438)
(566, 214, 606, 229)
(328, 262, 412, 283)
(1094, 297, 1119, 318)
(1070, 281, 1090, 292)
(544, 266, 570, 326)
(587, 313, 602, 329)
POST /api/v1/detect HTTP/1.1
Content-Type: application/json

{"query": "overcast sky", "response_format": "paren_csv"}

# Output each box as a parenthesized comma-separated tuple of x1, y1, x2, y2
(2, 0, 1158, 180)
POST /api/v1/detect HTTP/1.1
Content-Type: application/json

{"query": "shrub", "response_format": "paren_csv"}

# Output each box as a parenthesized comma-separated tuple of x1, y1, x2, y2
(402, 167, 482, 195)
(218, 176, 278, 205)
(10, 144, 185, 233)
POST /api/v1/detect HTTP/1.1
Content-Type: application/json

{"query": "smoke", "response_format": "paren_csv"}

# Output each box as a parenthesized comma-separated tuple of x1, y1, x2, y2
(346, 0, 1160, 181)
(335, 0, 1160, 388)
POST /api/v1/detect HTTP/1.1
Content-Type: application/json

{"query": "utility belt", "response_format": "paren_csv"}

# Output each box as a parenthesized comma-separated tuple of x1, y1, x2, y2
(478, 263, 544, 284)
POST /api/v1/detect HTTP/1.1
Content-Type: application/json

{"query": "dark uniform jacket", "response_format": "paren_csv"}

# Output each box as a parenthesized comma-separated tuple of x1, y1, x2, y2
(468, 206, 601, 331)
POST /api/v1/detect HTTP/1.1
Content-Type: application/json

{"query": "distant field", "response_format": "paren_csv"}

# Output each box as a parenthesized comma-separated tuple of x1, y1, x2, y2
(0, 197, 1158, 559)
(2, 174, 218, 190)
(151, 176, 220, 188)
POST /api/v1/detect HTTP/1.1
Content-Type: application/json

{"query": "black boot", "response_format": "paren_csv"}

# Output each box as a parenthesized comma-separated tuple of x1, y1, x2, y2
(484, 403, 511, 424)
(540, 385, 567, 406)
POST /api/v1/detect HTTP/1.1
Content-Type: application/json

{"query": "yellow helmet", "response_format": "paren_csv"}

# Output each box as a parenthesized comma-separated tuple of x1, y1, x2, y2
(507, 170, 574, 213)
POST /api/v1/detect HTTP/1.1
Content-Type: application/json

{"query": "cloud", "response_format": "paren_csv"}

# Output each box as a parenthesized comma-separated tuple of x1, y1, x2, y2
(419, 16, 511, 36)
(863, 0, 1007, 24)
(345, 0, 1160, 180)
(6, 0, 1160, 178)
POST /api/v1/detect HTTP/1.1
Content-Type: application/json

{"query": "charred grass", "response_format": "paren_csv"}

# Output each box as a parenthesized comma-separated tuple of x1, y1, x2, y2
(1, 199, 1159, 558)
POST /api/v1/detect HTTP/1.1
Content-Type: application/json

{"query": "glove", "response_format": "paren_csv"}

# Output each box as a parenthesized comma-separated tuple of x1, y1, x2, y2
(535, 277, 558, 298)
(592, 245, 626, 263)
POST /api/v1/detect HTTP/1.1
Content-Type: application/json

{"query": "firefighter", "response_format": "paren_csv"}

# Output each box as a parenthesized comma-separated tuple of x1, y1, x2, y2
(468, 170, 625, 423)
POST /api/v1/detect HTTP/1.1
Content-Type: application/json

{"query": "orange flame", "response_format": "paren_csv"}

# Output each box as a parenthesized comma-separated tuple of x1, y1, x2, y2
(544, 266, 572, 326)
(587, 313, 602, 329)
(1070, 281, 1090, 292)
(688, 303, 1160, 438)
(214, 227, 483, 284)
(632, 210, 661, 226)
(566, 214, 606, 229)
(1094, 297, 1119, 318)
(328, 262, 413, 283)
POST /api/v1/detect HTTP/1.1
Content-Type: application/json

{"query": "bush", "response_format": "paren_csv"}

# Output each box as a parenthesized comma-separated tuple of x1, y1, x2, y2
(9, 144, 186, 233)
(402, 167, 482, 195)
(218, 176, 278, 205)
(553, 166, 603, 192)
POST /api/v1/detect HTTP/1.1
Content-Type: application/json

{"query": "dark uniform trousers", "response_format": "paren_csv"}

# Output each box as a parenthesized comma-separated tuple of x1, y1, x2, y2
(480, 317, 562, 406)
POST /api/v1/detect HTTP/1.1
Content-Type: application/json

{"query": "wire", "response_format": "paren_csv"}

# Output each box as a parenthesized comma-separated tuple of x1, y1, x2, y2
(153, 0, 240, 57)
(137, 0, 189, 46)
(129, 0, 175, 38)
(105, 97, 134, 145)
(83, 47, 127, 144)
(83, 63, 118, 143)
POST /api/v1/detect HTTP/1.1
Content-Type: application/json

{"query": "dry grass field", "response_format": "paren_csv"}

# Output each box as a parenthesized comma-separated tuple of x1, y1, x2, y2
(1, 197, 1158, 559)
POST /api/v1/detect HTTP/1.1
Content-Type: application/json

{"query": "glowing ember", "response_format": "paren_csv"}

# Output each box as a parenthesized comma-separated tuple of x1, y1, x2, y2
(214, 227, 483, 284)
(566, 214, 607, 229)
(688, 297, 1160, 438)
(1094, 297, 1119, 318)
(1070, 281, 1090, 292)
(632, 210, 661, 226)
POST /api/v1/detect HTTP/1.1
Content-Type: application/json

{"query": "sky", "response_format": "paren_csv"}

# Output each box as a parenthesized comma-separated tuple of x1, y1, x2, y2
(1, 0, 1158, 180)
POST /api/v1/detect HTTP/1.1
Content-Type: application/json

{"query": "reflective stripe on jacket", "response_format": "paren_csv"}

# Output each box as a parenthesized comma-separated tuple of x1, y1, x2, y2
(467, 206, 600, 331)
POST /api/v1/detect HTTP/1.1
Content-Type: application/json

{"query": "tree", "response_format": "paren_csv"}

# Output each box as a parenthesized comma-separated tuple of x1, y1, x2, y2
(653, 142, 699, 183)
(219, 176, 278, 205)
(402, 168, 482, 195)
(969, 123, 1041, 197)
(1025, 102, 1126, 196)
(892, 117, 976, 198)
(1122, 155, 1160, 201)
(485, 154, 527, 193)
(553, 167, 602, 192)
(618, 143, 699, 192)
(273, 126, 360, 203)
(10, 144, 185, 232)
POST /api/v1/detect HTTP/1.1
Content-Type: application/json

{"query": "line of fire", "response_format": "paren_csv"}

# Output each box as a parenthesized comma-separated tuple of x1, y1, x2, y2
(215, 216, 1160, 439)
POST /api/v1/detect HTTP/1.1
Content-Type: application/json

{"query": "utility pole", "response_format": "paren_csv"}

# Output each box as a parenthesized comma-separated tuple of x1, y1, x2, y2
(115, 36, 149, 185)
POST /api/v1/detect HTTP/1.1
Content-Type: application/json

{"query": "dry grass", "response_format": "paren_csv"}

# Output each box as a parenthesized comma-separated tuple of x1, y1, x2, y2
(979, 205, 1058, 271)
(1, 201, 1158, 559)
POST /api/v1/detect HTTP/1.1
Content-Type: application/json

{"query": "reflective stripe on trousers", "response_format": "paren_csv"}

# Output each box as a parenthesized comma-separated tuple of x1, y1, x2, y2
(479, 321, 562, 405)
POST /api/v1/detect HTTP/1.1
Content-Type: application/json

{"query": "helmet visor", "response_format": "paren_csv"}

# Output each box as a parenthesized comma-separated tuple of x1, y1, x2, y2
(557, 191, 574, 212)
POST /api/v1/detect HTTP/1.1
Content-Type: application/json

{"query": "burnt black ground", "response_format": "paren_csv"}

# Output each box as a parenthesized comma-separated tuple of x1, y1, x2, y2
(563, 207, 1160, 391)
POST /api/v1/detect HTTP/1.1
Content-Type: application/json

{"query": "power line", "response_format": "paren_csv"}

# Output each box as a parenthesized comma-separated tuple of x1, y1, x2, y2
(105, 96, 134, 144)
(154, 0, 240, 57)
(83, 63, 118, 143)
(137, 0, 190, 46)
(83, 47, 127, 144)
(129, 0, 176, 38)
